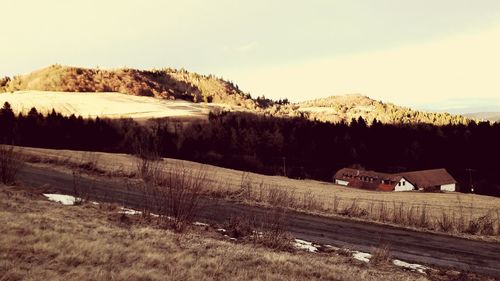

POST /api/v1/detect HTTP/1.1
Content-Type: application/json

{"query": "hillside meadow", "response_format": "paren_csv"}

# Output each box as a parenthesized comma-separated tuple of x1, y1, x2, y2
(0, 185, 438, 281)
(19, 146, 500, 241)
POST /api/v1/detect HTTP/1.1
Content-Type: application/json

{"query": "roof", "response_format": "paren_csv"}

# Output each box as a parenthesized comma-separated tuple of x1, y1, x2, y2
(397, 169, 456, 189)
(334, 168, 456, 191)
(334, 168, 402, 191)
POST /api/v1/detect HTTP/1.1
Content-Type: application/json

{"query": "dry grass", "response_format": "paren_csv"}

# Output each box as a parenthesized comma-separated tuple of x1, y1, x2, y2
(17, 146, 500, 240)
(371, 244, 392, 266)
(0, 145, 24, 185)
(1, 65, 258, 109)
(0, 186, 431, 281)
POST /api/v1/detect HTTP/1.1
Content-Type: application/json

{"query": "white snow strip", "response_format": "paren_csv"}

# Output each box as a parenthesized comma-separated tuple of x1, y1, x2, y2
(323, 244, 340, 251)
(294, 239, 318, 253)
(119, 207, 142, 215)
(43, 194, 78, 205)
(193, 222, 210, 227)
(223, 235, 237, 241)
(352, 251, 372, 263)
(216, 228, 227, 233)
(393, 259, 428, 274)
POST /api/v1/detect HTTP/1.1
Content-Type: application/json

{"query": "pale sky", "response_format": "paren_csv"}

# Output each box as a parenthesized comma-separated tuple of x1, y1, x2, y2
(1, 0, 500, 111)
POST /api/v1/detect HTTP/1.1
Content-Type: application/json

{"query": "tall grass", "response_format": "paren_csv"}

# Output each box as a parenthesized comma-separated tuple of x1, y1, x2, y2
(134, 155, 209, 231)
(0, 145, 24, 185)
(225, 177, 500, 237)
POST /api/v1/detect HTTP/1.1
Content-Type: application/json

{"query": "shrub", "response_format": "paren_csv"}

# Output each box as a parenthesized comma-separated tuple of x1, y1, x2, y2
(142, 164, 209, 231)
(0, 145, 24, 185)
(437, 210, 454, 232)
(259, 208, 292, 251)
(370, 244, 392, 266)
(223, 215, 257, 239)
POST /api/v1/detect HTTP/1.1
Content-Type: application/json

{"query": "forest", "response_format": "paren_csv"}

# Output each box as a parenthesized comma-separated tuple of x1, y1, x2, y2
(1, 101, 499, 197)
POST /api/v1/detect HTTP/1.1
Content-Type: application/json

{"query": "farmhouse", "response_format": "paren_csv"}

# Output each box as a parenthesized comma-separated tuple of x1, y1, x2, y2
(334, 168, 456, 192)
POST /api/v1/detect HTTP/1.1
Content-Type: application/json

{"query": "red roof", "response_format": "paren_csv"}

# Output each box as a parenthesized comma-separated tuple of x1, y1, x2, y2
(397, 169, 456, 189)
(334, 168, 456, 191)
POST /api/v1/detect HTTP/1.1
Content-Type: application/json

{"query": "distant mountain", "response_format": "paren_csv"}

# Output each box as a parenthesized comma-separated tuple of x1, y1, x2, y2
(463, 112, 500, 122)
(1, 65, 470, 125)
(288, 94, 469, 125)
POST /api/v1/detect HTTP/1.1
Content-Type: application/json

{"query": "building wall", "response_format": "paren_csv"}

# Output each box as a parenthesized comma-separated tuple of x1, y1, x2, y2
(440, 183, 456, 192)
(335, 179, 349, 186)
(394, 178, 414, 191)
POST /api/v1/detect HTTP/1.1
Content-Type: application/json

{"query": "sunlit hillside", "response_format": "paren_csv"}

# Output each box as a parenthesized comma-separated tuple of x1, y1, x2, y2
(0, 91, 232, 119)
(1, 66, 471, 125)
(0, 65, 258, 109)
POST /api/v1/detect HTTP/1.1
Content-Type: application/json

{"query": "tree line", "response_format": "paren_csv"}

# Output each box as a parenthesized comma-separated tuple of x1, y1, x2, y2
(1, 102, 499, 197)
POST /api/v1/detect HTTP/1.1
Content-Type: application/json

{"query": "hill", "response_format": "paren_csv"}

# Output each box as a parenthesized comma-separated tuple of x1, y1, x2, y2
(1, 65, 470, 125)
(292, 94, 469, 125)
(0, 91, 228, 120)
(0, 64, 258, 109)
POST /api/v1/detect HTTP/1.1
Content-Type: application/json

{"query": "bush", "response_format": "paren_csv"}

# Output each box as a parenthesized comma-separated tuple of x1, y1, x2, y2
(141, 163, 209, 231)
(437, 210, 454, 232)
(370, 244, 392, 266)
(0, 145, 24, 185)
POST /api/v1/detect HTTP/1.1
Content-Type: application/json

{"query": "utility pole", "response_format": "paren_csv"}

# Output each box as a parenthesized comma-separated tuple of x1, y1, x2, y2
(282, 157, 287, 177)
(465, 168, 474, 193)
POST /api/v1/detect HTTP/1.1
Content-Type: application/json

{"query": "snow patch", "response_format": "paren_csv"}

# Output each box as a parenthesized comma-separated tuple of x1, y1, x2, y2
(43, 194, 78, 205)
(393, 259, 428, 274)
(294, 239, 318, 253)
(216, 228, 227, 233)
(323, 244, 340, 251)
(223, 235, 237, 241)
(193, 222, 209, 227)
(352, 251, 372, 263)
(119, 207, 142, 215)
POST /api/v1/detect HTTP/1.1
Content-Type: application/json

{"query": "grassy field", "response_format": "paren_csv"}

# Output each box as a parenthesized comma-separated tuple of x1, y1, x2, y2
(0, 185, 441, 281)
(0, 90, 230, 120)
(18, 146, 500, 240)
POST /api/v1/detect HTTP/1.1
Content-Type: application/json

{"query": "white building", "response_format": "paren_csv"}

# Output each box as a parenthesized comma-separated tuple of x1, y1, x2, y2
(334, 168, 456, 192)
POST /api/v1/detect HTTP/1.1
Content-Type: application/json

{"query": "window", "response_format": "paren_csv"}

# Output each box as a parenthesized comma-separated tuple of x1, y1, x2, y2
(398, 182, 401, 186)
(403, 181, 406, 186)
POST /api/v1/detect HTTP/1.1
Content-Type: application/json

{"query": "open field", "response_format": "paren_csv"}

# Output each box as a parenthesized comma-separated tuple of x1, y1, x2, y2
(0, 90, 238, 119)
(17, 146, 500, 240)
(0, 186, 438, 281)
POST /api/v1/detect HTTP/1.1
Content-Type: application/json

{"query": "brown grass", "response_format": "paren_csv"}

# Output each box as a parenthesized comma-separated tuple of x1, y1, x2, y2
(0, 186, 431, 281)
(371, 244, 392, 266)
(16, 146, 500, 240)
(1, 65, 258, 109)
(0, 145, 24, 185)
(131, 154, 209, 231)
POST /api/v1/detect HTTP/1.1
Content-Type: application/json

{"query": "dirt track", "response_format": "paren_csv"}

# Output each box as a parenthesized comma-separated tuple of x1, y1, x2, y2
(18, 164, 500, 277)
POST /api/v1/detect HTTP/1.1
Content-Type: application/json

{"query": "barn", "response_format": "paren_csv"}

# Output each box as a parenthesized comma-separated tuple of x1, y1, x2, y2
(334, 168, 456, 192)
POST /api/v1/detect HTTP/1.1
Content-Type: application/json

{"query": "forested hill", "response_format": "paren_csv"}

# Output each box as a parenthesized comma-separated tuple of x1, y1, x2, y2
(1, 65, 470, 125)
(292, 94, 469, 125)
(0, 65, 259, 109)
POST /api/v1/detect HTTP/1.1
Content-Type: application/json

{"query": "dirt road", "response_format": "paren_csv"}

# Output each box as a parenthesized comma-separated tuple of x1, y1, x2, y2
(18, 164, 500, 277)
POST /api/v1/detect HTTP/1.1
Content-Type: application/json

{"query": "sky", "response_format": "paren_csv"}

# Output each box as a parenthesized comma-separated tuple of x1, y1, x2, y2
(1, 0, 500, 112)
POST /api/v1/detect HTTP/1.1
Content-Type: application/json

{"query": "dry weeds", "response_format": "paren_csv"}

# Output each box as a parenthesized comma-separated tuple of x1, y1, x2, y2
(0, 145, 24, 185)
(16, 146, 500, 240)
(0, 187, 430, 281)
